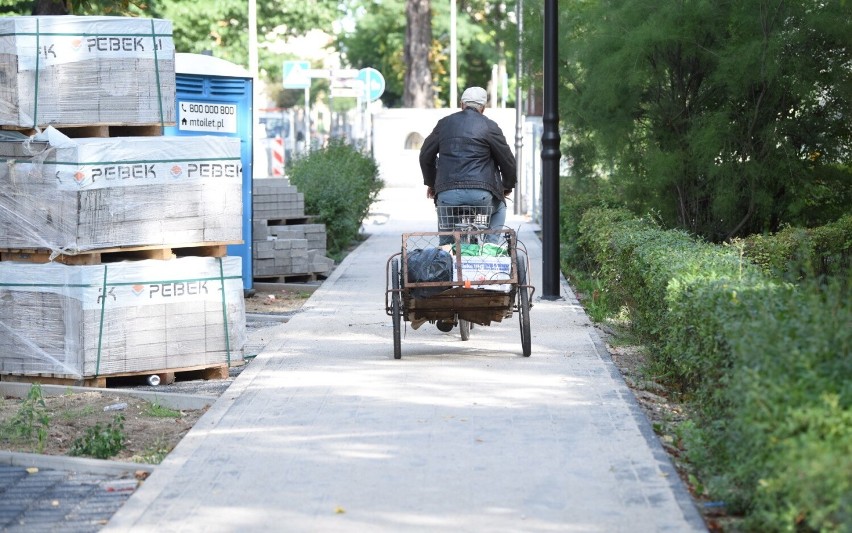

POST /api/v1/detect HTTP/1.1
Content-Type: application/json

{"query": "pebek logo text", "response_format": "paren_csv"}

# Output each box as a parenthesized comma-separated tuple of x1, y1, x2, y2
(86, 37, 147, 53)
(147, 281, 210, 299)
(88, 163, 157, 183)
(187, 163, 241, 179)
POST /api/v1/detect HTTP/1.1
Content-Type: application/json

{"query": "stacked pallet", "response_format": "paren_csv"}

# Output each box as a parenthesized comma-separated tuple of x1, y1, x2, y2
(252, 178, 334, 281)
(0, 16, 175, 128)
(0, 15, 245, 385)
(0, 257, 245, 379)
(0, 128, 242, 253)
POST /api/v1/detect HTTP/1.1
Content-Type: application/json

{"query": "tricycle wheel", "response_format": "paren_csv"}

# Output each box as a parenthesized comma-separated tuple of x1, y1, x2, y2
(392, 258, 402, 359)
(517, 257, 531, 357)
(460, 319, 471, 341)
(436, 320, 454, 332)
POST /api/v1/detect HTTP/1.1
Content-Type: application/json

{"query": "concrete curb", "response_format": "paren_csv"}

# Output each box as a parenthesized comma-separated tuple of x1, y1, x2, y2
(0, 382, 215, 411)
(0, 450, 154, 476)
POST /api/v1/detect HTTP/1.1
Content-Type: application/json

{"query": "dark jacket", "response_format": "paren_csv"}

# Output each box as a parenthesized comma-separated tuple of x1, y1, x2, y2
(419, 107, 517, 200)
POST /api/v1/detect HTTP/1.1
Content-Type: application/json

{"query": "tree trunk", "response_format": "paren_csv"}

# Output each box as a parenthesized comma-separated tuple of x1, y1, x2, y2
(404, 0, 434, 108)
(32, 0, 69, 15)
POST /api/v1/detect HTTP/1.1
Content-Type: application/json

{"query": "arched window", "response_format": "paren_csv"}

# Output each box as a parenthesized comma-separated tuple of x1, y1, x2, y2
(405, 132, 424, 150)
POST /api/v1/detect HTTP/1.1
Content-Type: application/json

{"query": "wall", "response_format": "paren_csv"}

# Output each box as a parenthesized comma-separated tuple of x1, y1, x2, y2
(372, 108, 520, 189)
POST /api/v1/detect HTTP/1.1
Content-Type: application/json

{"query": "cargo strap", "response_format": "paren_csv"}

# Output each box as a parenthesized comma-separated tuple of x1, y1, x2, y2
(150, 19, 165, 129)
(218, 257, 232, 367)
(95, 264, 109, 376)
(32, 19, 40, 128)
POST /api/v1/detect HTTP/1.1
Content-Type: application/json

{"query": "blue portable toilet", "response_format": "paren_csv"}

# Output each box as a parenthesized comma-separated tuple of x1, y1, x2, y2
(164, 53, 254, 291)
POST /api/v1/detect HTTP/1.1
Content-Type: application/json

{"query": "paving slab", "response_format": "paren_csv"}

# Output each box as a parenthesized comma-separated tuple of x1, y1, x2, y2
(0, 463, 135, 532)
(105, 187, 706, 532)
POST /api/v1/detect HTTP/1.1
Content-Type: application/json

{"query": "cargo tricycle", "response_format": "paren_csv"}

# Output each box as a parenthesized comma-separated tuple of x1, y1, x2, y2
(385, 205, 534, 359)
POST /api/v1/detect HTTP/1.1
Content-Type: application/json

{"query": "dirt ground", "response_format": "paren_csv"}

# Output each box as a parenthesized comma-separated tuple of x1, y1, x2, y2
(243, 286, 315, 315)
(0, 391, 206, 464)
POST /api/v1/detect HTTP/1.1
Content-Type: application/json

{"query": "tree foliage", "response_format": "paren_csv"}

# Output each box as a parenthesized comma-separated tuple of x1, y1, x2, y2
(0, 0, 146, 15)
(338, 0, 519, 107)
(0, 0, 341, 84)
(151, 0, 340, 79)
(525, 0, 852, 240)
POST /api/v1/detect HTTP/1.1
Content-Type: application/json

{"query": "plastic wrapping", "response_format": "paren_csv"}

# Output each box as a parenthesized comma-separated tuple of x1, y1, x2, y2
(0, 16, 175, 128)
(406, 248, 453, 298)
(0, 127, 242, 255)
(0, 256, 246, 378)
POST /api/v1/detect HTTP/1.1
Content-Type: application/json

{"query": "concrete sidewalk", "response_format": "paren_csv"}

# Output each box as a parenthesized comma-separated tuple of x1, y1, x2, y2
(105, 188, 705, 532)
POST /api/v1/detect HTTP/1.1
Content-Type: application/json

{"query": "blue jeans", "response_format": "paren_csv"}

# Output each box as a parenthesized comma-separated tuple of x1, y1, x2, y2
(436, 189, 507, 244)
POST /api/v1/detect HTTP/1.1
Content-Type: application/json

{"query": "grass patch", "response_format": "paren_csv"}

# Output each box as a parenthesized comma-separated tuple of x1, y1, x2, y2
(59, 404, 96, 421)
(144, 402, 181, 419)
(132, 436, 172, 464)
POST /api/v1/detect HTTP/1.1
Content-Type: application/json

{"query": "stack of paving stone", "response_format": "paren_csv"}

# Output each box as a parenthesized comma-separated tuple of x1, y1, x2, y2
(0, 128, 242, 253)
(252, 178, 334, 280)
(0, 16, 176, 128)
(0, 15, 245, 382)
(0, 257, 246, 378)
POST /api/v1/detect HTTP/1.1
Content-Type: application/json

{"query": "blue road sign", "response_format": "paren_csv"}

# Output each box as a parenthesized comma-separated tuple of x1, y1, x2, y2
(357, 67, 385, 102)
(282, 61, 311, 89)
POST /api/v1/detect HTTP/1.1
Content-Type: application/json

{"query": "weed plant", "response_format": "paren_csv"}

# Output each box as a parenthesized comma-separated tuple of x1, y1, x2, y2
(3, 383, 51, 453)
(69, 414, 126, 459)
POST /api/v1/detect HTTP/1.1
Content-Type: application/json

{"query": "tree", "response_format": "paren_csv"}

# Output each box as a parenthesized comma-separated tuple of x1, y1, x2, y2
(404, 0, 435, 107)
(0, 0, 340, 86)
(525, 0, 852, 240)
(151, 0, 340, 80)
(0, 0, 144, 15)
(31, 0, 66, 14)
(338, 0, 519, 108)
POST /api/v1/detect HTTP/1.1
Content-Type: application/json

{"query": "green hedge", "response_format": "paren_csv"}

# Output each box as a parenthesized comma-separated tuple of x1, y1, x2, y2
(288, 141, 383, 258)
(577, 207, 851, 531)
(737, 215, 852, 280)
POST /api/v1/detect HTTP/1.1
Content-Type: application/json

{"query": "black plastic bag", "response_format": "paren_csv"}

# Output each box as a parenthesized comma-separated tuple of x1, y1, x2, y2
(406, 248, 452, 298)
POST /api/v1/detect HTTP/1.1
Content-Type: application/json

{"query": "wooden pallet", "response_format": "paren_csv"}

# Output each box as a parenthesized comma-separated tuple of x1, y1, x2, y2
(0, 242, 239, 265)
(253, 272, 323, 284)
(0, 123, 172, 138)
(0, 362, 238, 389)
(261, 216, 312, 226)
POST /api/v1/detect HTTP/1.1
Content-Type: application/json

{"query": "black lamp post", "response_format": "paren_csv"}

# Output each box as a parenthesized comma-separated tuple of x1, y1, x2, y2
(541, 0, 561, 299)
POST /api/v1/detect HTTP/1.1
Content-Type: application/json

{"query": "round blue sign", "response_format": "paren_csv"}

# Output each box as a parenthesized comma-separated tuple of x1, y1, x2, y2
(357, 67, 386, 102)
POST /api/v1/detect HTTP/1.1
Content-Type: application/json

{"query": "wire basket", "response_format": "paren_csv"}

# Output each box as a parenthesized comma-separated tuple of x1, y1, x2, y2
(436, 205, 493, 231)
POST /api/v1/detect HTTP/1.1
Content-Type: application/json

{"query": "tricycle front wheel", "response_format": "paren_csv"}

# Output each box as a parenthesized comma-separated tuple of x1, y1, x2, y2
(460, 319, 471, 341)
(517, 256, 531, 357)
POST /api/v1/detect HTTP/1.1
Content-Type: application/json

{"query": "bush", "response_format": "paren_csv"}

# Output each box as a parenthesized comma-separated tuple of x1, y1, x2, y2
(288, 140, 383, 258)
(577, 207, 852, 531)
(737, 214, 852, 281)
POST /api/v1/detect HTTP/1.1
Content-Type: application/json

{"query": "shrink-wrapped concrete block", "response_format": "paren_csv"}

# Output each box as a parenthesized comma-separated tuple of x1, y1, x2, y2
(0, 128, 242, 254)
(0, 16, 175, 128)
(0, 256, 245, 378)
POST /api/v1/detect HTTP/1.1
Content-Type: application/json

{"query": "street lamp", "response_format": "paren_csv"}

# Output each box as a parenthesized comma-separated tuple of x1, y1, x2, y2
(541, 0, 561, 299)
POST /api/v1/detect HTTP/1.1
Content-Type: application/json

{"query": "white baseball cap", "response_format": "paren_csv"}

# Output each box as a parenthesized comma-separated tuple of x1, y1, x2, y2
(460, 86, 487, 106)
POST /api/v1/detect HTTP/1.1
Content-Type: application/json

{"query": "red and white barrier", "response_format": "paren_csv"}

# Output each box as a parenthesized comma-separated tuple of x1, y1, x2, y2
(271, 136, 285, 177)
